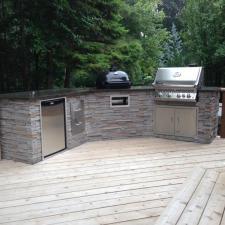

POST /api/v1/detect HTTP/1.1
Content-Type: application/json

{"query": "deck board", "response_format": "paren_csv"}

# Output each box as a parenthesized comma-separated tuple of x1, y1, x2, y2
(155, 167, 225, 225)
(198, 172, 225, 225)
(0, 137, 225, 225)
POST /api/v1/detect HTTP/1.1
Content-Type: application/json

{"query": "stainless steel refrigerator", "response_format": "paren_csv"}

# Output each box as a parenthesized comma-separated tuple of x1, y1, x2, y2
(41, 98, 66, 157)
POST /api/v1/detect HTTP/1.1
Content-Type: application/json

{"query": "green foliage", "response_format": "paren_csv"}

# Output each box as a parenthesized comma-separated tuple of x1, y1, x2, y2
(71, 0, 168, 86)
(160, 0, 185, 29)
(0, 0, 169, 91)
(110, 39, 143, 82)
(0, 0, 126, 91)
(72, 71, 96, 88)
(1, 0, 224, 91)
(120, 0, 169, 85)
(181, 0, 225, 86)
(161, 23, 184, 66)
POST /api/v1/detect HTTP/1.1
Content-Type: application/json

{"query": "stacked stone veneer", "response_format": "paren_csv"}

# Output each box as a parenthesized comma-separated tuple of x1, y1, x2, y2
(0, 89, 220, 164)
(197, 91, 220, 143)
(0, 99, 42, 164)
(84, 90, 155, 140)
(0, 97, 88, 164)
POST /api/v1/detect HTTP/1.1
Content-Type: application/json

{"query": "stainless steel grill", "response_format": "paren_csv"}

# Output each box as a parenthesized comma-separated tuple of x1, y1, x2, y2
(152, 67, 204, 102)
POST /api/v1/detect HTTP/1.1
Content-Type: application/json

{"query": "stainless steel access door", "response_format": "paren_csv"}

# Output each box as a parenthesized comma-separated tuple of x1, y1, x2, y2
(175, 107, 197, 138)
(41, 98, 66, 157)
(154, 106, 175, 135)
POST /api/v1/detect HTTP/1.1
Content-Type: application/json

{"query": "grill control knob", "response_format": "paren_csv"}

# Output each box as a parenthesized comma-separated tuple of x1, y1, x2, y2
(167, 93, 171, 97)
(182, 94, 186, 98)
(158, 92, 163, 97)
(177, 94, 181, 98)
(187, 94, 191, 98)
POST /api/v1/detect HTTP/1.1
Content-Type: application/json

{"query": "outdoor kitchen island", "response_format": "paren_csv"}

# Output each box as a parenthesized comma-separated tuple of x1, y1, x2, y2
(0, 86, 220, 164)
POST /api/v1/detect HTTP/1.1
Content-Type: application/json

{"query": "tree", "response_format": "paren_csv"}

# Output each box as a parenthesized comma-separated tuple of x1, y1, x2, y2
(160, 0, 185, 29)
(182, 0, 225, 86)
(113, 0, 168, 85)
(0, 0, 12, 91)
(0, 0, 126, 91)
(0, 0, 75, 91)
(161, 23, 184, 66)
(0, 0, 169, 92)
(69, 0, 126, 88)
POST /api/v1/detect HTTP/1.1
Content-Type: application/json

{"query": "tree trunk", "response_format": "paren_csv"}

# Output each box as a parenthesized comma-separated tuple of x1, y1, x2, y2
(64, 66, 71, 88)
(20, 0, 30, 91)
(0, 0, 6, 92)
(34, 53, 39, 90)
(46, 50, 54, 89)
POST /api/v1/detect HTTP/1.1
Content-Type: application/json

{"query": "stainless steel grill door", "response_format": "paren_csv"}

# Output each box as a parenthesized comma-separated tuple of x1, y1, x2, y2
(41, 98, 66, 157)
(154, 106, 175, 135)
(175, 108, 197, 138)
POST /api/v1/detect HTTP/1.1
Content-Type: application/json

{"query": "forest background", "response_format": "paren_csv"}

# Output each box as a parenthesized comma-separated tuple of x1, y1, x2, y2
(0, 0, 224, 93)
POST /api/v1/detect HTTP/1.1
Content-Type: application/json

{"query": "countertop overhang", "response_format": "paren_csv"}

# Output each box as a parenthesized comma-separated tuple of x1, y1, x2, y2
(0, 86, 222, 100)
(0, 86, 155, 100)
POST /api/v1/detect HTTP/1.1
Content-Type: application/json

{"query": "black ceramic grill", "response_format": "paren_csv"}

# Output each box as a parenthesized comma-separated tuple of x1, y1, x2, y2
(96, 71, 131, 89)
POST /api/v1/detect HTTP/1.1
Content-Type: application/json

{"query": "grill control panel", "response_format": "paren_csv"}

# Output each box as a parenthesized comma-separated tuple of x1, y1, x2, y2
(155, 90, 197, 102)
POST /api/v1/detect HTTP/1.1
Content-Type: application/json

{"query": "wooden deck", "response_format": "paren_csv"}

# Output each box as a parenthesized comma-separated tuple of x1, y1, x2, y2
(155, 167, 225, 225)
(0, 137, 225, 225)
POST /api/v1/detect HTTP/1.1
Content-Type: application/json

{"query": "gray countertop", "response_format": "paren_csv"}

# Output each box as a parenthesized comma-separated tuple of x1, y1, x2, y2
(0, 86, 222, 100)
(0, 86, 155, 100)
(199, 86, 222, 92)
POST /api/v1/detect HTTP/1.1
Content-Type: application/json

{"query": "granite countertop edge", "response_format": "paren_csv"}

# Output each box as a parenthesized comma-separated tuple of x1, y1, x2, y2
(0, 86, 155, 100)
(199, 86, 222, 92)
(0, 86, 222, 100)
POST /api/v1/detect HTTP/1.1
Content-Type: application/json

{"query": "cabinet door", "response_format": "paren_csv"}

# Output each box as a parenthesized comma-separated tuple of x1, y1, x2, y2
(175, 108, 197, 138)
(155, 107, 175, 135)
(70, 100, 85, 135)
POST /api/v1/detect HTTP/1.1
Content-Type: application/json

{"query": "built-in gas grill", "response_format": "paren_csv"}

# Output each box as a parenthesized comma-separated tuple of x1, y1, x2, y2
(152, 67, 204, 102)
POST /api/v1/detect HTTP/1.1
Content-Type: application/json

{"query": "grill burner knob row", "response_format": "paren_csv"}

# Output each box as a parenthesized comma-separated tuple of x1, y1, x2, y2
(156, 91, 194, 99)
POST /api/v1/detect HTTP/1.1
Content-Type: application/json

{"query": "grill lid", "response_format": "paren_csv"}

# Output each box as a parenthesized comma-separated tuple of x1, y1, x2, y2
(106, 71, 129, 82)
(153, 67, 203, 87)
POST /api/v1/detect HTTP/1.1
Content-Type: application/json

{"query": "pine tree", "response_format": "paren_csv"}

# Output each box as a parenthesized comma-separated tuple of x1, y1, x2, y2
(161, 23, 183, 66)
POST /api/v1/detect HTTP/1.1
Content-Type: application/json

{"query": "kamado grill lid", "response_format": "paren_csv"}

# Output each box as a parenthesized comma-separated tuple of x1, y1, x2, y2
(153, 67, 203, 87)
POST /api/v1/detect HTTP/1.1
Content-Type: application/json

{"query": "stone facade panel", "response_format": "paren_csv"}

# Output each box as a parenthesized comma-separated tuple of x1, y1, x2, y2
(0, 89, 220, 164)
